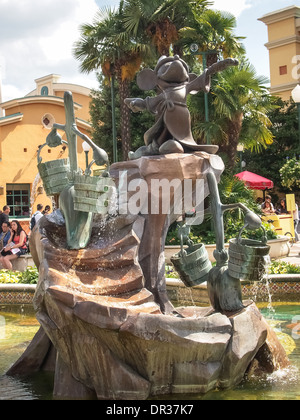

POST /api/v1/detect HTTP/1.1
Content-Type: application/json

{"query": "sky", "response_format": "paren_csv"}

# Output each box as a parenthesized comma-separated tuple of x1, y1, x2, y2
(0, 0, 297, 102)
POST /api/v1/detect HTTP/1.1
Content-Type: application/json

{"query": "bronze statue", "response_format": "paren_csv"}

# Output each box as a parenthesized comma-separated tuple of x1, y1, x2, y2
(125, 55, 238, 160)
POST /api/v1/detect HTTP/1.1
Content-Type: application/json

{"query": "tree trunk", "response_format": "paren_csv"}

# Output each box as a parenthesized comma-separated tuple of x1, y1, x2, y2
(219, 113, 243, 169)
(118, 75, 131, 161)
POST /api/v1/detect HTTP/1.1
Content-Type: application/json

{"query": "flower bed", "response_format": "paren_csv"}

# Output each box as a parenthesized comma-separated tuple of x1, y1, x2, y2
(0, 267, 39, 285)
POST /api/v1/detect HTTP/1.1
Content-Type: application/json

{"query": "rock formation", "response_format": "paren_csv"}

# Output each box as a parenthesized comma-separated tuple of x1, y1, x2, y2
(7, 154, 289, 400)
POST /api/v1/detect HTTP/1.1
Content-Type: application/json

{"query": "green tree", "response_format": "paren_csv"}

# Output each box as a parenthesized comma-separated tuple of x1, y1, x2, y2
(190, 62, 274, 168)
(74, 5, 151, 161)
(244, 97, 300, 190)
(179, 9, 245, 66)
(280, 158, 300, 191)
(123, 0, 210, 57)
(90, 74, 154, 161)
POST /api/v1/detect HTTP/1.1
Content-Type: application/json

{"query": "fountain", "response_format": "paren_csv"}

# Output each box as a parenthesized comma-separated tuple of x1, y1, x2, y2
(6, 56, 289, 400)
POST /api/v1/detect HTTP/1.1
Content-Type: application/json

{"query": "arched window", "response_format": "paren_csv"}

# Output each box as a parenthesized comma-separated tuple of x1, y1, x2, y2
(41, 86, 49, 96)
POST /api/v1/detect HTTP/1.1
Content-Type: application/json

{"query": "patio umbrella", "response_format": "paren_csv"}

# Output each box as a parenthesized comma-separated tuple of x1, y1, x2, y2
(235, 171, 274, 191)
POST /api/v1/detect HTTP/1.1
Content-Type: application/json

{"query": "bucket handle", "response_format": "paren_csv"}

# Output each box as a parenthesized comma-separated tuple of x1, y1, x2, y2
(177, 222, 193, 258)
(237, 223, 268, 246)
(37, 141, 68, 164)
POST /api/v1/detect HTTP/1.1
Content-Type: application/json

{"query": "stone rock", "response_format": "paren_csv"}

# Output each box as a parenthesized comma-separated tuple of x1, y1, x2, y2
(110, 152, 224, 313)
(247, 318, 290, 376)
(219, 303, 268, 389)
(7, 155, 289, 400)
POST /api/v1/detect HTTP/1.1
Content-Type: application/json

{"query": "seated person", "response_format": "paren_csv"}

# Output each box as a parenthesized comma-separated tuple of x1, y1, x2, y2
(0, 222, 11, 254)
(276, 199, 289, 215)
(0, 220, 27, 270)
(261, 195, 275, 214)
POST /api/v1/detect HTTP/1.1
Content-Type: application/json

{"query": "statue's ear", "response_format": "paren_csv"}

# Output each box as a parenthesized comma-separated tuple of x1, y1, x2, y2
(137, 69, 158, 91)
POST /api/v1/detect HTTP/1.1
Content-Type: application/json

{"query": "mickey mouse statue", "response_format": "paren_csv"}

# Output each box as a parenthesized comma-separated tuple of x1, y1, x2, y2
(125, 55, 238, 160)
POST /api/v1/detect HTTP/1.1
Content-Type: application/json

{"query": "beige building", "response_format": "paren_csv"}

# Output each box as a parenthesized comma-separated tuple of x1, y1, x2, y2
(0, 74, 93, 231)
(258, 5, 300, 100)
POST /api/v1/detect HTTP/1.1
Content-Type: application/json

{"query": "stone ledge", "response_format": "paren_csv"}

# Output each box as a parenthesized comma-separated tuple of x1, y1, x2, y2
(0, 284, 36, 305)
(10, 254, 35, 272)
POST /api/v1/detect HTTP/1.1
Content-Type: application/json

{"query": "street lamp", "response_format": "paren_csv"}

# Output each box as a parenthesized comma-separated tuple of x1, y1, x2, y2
(291, 84, 300, 152)
(237, 144, 245, 172)
(82, 141, 91, 175)
(190, 43, 219, 145)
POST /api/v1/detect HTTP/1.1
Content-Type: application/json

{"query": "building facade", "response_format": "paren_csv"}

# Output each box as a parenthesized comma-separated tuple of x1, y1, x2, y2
(258, 5, 300, 100)
(0, 74, 93, 228)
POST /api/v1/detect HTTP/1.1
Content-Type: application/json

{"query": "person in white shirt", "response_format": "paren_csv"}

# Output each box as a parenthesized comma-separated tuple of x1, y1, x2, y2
(30, 204, 44, 230)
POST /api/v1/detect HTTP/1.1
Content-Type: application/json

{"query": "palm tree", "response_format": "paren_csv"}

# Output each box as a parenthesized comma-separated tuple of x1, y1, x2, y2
(74, 5, 152, 161)
(191, 62, 274, 168)
(123, 0, 210, 57)
(178, 9, 246, 66)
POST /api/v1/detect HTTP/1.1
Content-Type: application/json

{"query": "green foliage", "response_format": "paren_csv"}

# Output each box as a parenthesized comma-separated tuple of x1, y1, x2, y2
(19, 267, 39, 285)
(165, 264, 181, 279)
(166, 173, 278, 246)
(166, 220, 277, 246)
(90, 74, 154, 162)
(0, 267, 39, 285)
(190, 61, 274, 168)
(269, 261, 300, 275)
(0, 270, 22, 284)
(166, 260, 300, 279)
(280, 158, 300, 191)
(244, 98, 300, 192)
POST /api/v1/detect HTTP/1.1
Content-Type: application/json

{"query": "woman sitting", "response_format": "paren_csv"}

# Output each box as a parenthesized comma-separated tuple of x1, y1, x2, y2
(0, 220, 27, 270)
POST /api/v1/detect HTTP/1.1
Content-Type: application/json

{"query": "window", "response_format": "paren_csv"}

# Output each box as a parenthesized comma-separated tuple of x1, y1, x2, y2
(42, 113, 55, 129)
(279, 65, 287, 76)
(6, 184, 30, 218)
(41, 86, 49, 96)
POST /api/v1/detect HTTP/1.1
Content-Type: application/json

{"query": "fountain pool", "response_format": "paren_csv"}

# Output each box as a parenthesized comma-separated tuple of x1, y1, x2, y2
(0, 306, 52, 400)
(0, 303, 299, 400)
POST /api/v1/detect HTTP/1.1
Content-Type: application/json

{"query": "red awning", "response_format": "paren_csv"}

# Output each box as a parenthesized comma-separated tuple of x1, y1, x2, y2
(235, 171, 274, 190)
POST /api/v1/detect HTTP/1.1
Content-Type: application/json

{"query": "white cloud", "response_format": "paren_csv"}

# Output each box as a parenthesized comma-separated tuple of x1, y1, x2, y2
(211, 0, 252, 17)
(0, 0, 100, 102)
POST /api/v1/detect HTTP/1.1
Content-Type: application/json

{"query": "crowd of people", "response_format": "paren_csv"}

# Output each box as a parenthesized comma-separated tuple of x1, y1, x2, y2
(0, 204, 51, 270)
(259, 195, 299, 242)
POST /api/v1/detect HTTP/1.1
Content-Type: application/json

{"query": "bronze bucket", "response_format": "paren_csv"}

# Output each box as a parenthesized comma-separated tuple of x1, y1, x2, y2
(73, 174, 112, 214)
(38, 160, 70, 197)
(228, 227, 270, 282)
(171, 241, 212, 287)
(37, 142, 70, 196)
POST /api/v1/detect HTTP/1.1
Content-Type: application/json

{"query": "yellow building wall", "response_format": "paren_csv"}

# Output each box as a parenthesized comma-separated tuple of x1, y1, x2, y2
(269, 43, 298, 88)
(0, 97, 94, 218)
(267, 17, 296, 41)
(54, 91, 91, 122)
(259, 6, 300, 100)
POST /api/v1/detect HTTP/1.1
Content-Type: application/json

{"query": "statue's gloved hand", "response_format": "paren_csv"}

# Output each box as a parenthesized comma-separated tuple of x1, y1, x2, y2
(207, 58, 239, 76)
(125, 98, 146, 113)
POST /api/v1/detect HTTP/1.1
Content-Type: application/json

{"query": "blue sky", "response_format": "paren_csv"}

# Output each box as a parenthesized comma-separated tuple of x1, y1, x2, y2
(0, 0, 297, 102)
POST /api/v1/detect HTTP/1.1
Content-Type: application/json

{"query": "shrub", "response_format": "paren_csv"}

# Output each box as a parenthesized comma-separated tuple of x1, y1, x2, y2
(0, 266, 39, 285)
(280, 158, 300, 190)
(269, 261, 300, 275)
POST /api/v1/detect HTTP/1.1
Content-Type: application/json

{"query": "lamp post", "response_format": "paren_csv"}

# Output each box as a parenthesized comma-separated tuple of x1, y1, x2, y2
(190, 44, 219, 145)
(111, 73, 118, 163)
(82, 141, 91, 175)
(291, 84, 300, 152)
(237, 144, 244, 172)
